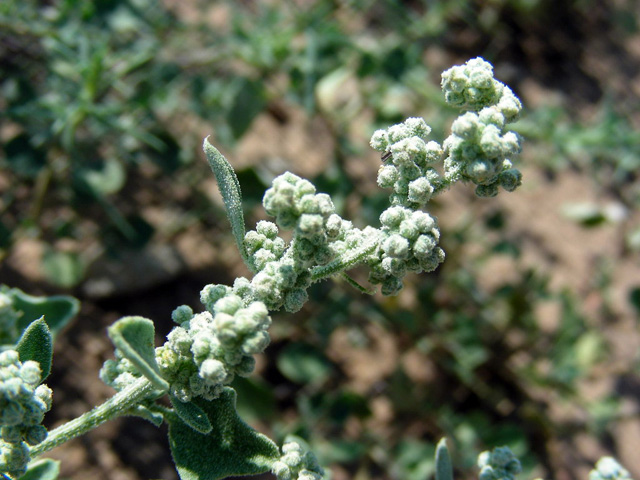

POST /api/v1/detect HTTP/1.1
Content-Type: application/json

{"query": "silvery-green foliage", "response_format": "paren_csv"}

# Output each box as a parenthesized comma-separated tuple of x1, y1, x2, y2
(0, 351, 52, 478)
(589, 457, 634, 480)
(1, 57, 530, 480)
(477, 446, 522, 480)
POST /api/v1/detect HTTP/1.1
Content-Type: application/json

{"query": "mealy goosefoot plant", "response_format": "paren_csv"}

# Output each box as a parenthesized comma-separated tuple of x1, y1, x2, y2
(0, 58, 633, 480)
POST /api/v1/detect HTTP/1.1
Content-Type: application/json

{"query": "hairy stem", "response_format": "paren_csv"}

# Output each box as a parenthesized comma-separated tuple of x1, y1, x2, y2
(29, 377, 157, 457)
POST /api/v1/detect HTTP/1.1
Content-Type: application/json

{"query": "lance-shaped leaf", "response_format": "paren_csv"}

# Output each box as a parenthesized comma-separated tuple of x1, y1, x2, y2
(171, 395, 213, 434)
(108, 316, 169, 392)
(15, 317, 53, 381)
(168, 387, 279, 480)
(203, 138, 249, 268)
(435, 438, 454, 480)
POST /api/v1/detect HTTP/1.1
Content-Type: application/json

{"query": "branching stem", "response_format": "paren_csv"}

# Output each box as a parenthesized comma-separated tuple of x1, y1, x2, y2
(29, 377, 157, 457)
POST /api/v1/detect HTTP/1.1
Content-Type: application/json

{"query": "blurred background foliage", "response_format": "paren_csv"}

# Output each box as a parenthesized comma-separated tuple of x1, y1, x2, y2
(0, 1, 639, 480)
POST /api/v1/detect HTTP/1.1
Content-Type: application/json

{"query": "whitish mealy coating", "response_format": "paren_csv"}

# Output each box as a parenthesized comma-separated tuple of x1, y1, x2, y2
(444, 109, 522, 197)
(154, 296, 271, 402)
(0, 350, 52, 478)
(371, 117, 444, 209)
(477, 446, 522, 480)
(366, 206, 444, 295)
(440, 58, 523, 197)
(271, 441, 324, 480)
(589, 457, 634, 480)
(441, 57, 522, 121)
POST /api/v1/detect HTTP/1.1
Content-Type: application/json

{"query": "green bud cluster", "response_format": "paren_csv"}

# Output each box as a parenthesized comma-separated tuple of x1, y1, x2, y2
(100, 350, 142, 391)
(441, 57, 522, 119)
(477, 446, 522, 480)
(262, 172, 343, 269)
(441, 57, 523, 197)
(0, 293, 21, 346)
(243, 218, 313, 312)
(371, 117, 444, 209)
(154, 295, 271, 402)
(589, 457, 634, 480)
(271, 441, 324, 480)
(367, 206, 444, 295)
(224, 173, 365, 313)
(0, 350, 52, 478)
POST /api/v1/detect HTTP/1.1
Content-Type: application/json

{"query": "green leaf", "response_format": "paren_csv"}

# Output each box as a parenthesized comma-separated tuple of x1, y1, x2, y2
(108, 316, 169, 392)
(7, 287, 79, 340)
(435, 438, 453, 480)
(168, 387, 279, 480)
(15, 317, 53, 381)
(18, 458, 60, 480)
(171, 395, 213, 434)
(203, 138, 249, 268)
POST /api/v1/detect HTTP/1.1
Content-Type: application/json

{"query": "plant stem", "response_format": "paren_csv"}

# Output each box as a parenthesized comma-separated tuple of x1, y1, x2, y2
(310, 230, 383, 282)
(29, 377, 157, 457)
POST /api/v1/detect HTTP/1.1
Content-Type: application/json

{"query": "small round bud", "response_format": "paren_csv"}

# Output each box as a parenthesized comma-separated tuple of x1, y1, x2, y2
(383, 234, 409, 259)
(199, 359, 227, 383)
(370, 130, 389, 152)
(499, 169, 522, 192)
(256, 220, 279, 239)
(475, 182, 499, 198)
(172, 305, 194, 325)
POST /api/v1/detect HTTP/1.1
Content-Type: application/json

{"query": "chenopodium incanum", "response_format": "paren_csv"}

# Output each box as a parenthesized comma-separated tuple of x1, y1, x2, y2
(99, 56, 525, 480)
(10, 57, 629, 480)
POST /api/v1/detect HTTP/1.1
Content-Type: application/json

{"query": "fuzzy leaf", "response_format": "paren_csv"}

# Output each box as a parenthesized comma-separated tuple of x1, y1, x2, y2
(435, 438, 453, 480)
(171, 395, 213, 434)
(15, 317, 53, 381)
(18, 458, 60, 480)
(168, 387, 279, 480)
(203, 138, 249, 268)
(108, 316, 169, 392)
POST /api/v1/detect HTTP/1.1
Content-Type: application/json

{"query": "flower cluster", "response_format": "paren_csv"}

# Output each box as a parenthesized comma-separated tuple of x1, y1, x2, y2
(444, 109, 522, 197)
(0, 350, 52, 478)
(271, 441, 324, 480)
(441, 57, 521, 120)
(234, 172, 366, 312)
(367, 206, 444, 295)
(99, 349, 141, 391)
(154, 293, 271, 403)
(441, 57, 523, 197)
(242, 219, 310, 312)
(477, 446, 522, 480)
(262, 172, 344, 269)
(370, 117, 444, 208)
(589, 457, 633, 480)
